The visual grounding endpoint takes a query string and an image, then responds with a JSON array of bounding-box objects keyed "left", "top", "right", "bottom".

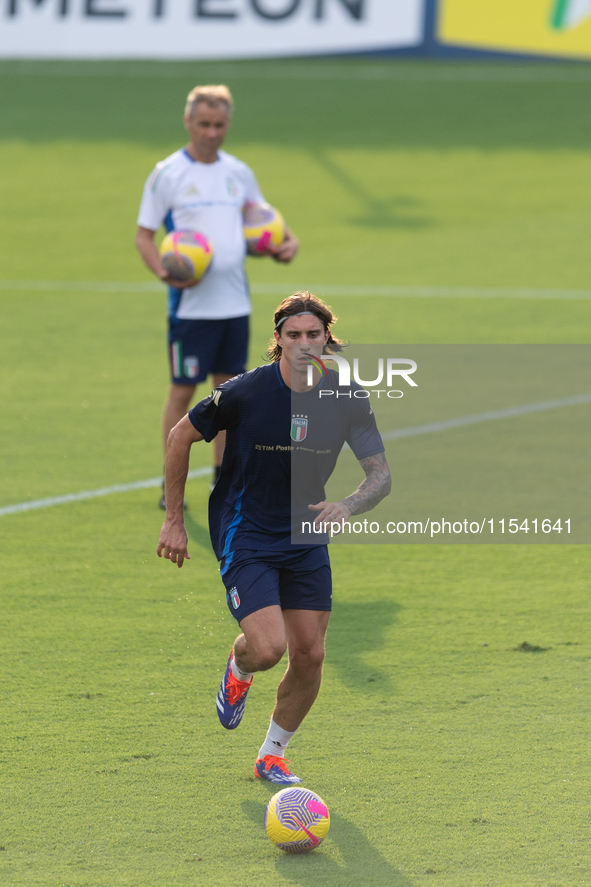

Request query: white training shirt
[{"left": 137, "top": 148, "right": 265, "bottom": 320}]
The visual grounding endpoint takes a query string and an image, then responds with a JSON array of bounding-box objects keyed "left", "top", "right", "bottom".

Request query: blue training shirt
[{"left": 188, "top": 362, "right": 384, "bottom": 562}]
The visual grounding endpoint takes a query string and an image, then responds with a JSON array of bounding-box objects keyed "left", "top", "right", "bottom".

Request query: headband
[{"left": 275, "top": 311, "right": 322, "bottom": 331}]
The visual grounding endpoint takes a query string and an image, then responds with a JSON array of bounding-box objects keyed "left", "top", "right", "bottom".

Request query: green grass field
[{"left": 1, "top": 58, "right": 590, "bottom": 886}]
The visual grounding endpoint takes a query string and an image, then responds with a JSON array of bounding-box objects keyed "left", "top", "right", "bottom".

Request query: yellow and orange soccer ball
[
  {"left": 159, "top": 230, "right": 213, "bottom": 284},
  {"left": 265, "top": 787, "right": 330, "bottom": 853},
  {"left": 243, "top": 202, "right": 285, "bottom": 255}
]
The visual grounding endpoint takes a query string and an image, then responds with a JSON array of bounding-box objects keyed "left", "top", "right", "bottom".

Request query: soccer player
[
  {"left": 135, "top": 84, "right": 299, "bottom": 506},
  {"left": 157, "top": 293, "right": 391, "bottom": 784}
]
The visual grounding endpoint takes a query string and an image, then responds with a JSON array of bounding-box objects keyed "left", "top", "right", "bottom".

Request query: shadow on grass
[
  {"left": 327, "top": 599, "right": 403, "bottom": 693},
  {"left": 243, "top": 799, "right": 414, "bottom": 887},
  {"left": 313, "top": 150, "right": 433, "bottom": 230}
]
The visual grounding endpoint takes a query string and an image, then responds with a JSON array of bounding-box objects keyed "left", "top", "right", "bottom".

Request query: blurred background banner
[
  {"left": 439, "top": 0, "right": 591, "bottom": 60},
  {"left": 3, "top": 0, "right": 591, "bottom": 60},
  {"left": 0, "top": 0, "right": 425, "bottom": 59}
]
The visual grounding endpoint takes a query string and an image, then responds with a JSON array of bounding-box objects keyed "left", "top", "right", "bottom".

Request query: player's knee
[
  {"left": 290, "top": 643, "right": 325, "bottom": 675},
  {"left": 255, "top": 641, "right": 286, "bottom": 672}
]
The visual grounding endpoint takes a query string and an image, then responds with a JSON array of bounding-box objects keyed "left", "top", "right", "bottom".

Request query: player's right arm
[
  {"left": 157, "top": 415, "right": 204, "bottom": 568},
  {"left": 135, "top": 226, "right": 192, "bottom": 289},
  {"left": 136, "top": 160, "right": 193, "bottom": 288}
]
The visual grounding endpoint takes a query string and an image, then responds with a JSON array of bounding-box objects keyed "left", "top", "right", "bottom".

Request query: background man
[
  {"left": 136, "top": 84, "right": 299, "bottom": 506},
  {"left": 157, "top": 293, "right": 391, "bottom": 785}
]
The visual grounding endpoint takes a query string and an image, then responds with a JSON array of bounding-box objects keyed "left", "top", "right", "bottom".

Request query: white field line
[
  {"left": 2, "top": 280, "right": 591, "bottom": 301},
  {"left": 381, "top": 392, "right": 591, "bottom": 442},
  {"left": 1, "top": 393, "right": 589, "bottom": 518},
  {"left": 0, "top": 467, "right": 210, "bottom": 517},
  {"left": 4, "top": 62, "right": 591, "bottom": 83}
]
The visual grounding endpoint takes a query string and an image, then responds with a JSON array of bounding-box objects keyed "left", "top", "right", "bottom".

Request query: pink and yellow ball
[
  {"left": 159, "top": 230, "right": 213, "bottom": 284},
  {"left": 243, "top": 203, "right": 285, "bottom": 255},
  {"left": 265, "top": 787, "right": 330, "bottom": 853}
]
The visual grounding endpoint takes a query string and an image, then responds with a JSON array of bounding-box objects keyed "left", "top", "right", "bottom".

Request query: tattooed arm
[
  {"left": 341, "top": 452, "right": 391, "bottom": 516},
  {"left": 308, "top": 451, "right": 391, "bottom": 529}
]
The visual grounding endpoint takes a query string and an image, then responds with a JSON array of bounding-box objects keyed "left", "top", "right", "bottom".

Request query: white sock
[
  {"left": 258, "top": 718, "right": 297, "bottom": 760},
  {"left": 231, "top": 655, "right": 253, "bottom": 683}
]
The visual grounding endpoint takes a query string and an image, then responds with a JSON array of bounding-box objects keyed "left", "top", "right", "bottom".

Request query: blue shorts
[
  {"left": 168, "top": 315, "right": 249, "bottom": 385},
  {"left": 220, "top": 547, "right": 332, "bottom": 623}
]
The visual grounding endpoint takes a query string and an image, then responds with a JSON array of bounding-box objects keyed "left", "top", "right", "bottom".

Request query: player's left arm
[
  {"left": 343, "top": 451, "right": 392, "bottom": 515},
  {"left": 256, "top": 225, "right": 298, "bottom": 263},
  {"left": 242, "top": 162, "right": 298, "bottom": 263},
  {"left": 308, "top": 451, "right": 391, "bottom": 530}
]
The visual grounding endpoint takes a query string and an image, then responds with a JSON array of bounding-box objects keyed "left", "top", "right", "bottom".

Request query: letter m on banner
[
  {"left": 8, "top": 0, "right": 68, "bottom": 14},
  {"left": 7, "top": 0, "right": 63, "bottom": 17}
]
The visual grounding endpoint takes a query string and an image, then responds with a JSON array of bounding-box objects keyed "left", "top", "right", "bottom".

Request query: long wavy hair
[{"left": 266, "top": 292, "right": 345, "bottom": 362}]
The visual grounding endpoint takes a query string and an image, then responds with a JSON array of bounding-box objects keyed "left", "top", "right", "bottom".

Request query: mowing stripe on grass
[
  {"left": 4, "top": 61, "right": 591, "bottom": 83},
  {"left": 253, "top": 283, "right": 591, "bottom": 301},
  {"left": 2, "top": 394, "right": 589, "bottom": 518},
  {"left": 2, "top": 280, "right": 591, "bottom": 301},
  {"left": 0, "top": 279, "right": 164, "bottom": 293}
]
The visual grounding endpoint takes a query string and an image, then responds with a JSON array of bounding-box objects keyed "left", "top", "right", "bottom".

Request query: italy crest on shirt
[{"left": 291, "top": 415, "right": 308, "bottom": 442}]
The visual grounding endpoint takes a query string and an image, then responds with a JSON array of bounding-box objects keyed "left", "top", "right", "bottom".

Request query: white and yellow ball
[
  {"left": 243, "top": 202, "right": 285, "bottom": 255},
  {"left": 265, "top": 787, "right": 330, "bottom": 853},
  {"left": 159, "top": 230, "right": 213, "bottom": 284}
]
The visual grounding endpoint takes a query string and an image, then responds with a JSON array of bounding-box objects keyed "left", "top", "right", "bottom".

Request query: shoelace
[
  {"left": 261, "top": 755, "right": 294, "bottom": 774},
  {"left": 225, "top": 671, "right": 252, "bottom": 706}
]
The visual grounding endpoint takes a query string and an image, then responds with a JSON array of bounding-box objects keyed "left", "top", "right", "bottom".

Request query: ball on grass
[{"left": 265, "top": 787, "right": 330, "bottom": 853}]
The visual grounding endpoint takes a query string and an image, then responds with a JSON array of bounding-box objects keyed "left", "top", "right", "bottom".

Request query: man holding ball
[{"left": 136, "top": 85, "right": 299, "bottom": 505}]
